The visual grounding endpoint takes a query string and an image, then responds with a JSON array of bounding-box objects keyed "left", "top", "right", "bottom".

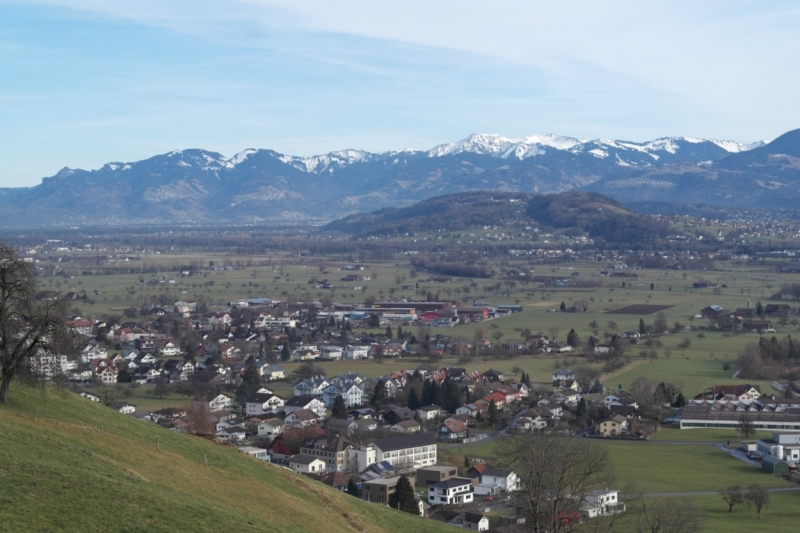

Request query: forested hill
[
  {"left": 323, "top": 191, "right": 672, "bottom": 247},
  {"left": 322, "top": 191, "right": 535, "bottom": 236}
]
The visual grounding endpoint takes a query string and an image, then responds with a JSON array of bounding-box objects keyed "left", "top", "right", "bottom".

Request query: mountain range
[{"left": 1, "top": 129, "right": 797, "bottom": 227}]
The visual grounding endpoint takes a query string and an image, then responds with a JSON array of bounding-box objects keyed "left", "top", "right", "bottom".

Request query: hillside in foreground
[{"left": 0, "top": 384, "right": 448, "bottom": 533}]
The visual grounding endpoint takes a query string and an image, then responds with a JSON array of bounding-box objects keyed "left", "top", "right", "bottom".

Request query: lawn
[
  {"left": 0, "top": 383, "right": 450, "bottom": 533},
  {"left": 650, "top": 426, "right": 774, "bottom": 443},
  {"left": 442, "top": 438, "right": 793, "bottom": 494},
  {"left": 691, "top": 492, "right": 800, "bottom": 533}
]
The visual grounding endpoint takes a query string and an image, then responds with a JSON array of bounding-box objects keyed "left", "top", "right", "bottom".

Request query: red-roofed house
[{"left": 439, "top": 419, "right": 468, "bottom": 442}]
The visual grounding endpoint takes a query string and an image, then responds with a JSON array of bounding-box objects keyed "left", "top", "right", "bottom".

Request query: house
[
  {"left": 711, "top": 384, "right": 761, "bottom": 401},
  {"left": 321, "top": 346, "right": 343, "bottom": 360},
  {"left": 245, "top": 393, "right": 285, "bottom": 415},
  {"left": 513, "top": 409, "right": 550, "bottom": 431},
  {"left": 161, "top": 342, "right": 181, "bottom": 357},
  {"left": 322, "top": 381, "right": 363, "bottom": 408},
  {"left": 285, "top": 409, "right": 321, "bottom": 428},
  {"left": 391, "top": 420, "right": 422, "bottom": 434},
  {"left": 257, "top": 419, "right": 284, "bottom": 439},
  {"left": 416, "top": 465, "right": 458, "bottom": 487},
  {"left": 428, "top": 477, "right": 474, "bottom": 505},
  {"left": 261, "top": 364, "right": 286, "bottom": 381},
  {"left": 700, "top": 305, "right": 725, "bottom": 319},
  {"left": 299, "top": 435, "right": 355, "bottom": 472},
  {"left": 294, "top": 376, "right": 330, "bottom": 399},
  {"left": 596, "top": 415, "right": 629, "bottom": 437},
  {"left": 362, "top": 477, "right": 399, "bottom": 503},
  {"left": 348, "top": 433, "right": 438, "bottom": 473},
  {"left": 216, "top": 425, "right": 246, "bottom": 442},
  {"left": 483, "top": 369, "right": 504, "bottom": 382},
  {"left": 472, "top": 466, "right": 519, "bottom": 496},
  {"left": 384, "top": 407, "right": 416, "bottom": 426},
  {"left": 438, "top": 419, "right": 468, "bottom": 442},
  {"left": 284, "top": 396, "right": 326, "bottom": 418},
  {"left": 98, "top": 366, "right": 118, "bottom": 384},
  {"left": 582, "top": 489, "right": 625, "bottom": 518},
  {"left": 430, "top": 511, "right": 488, "bottom": 531},
  {"left": 110, "top": 401, "right": 136, "bottom": 414},
  {"left": 207, "top": 393, "right": 233, "bottom": 412},
  {"left": 80, "top": 392, "right": 101, "bottom": 402},
  {"left": 343, "top": 345, "right": 370, "bottom": 360},
  {"left": 289, "top": 454, "right": 327, "bottom": 474},
  {"left": 552, "top": 369, "right": 575, "bottom": 382}
]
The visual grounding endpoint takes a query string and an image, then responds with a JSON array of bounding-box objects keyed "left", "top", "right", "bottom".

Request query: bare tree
[
  {"left": 547, "top": 326, "right": 560, "bottom": 343},
  {"left": 494, "top": 434, "right": 618, "bottom": 533},
  {"left": 633, "top": 498, "right": 703, "bottom": 533},
  {"left": 99, "top": 386, "right": 119, "bottom": 407},
  {"left": 718, "top": 485, "right": 745, "bottom": 512},
  {"left": 739, "top": 411, "right": 756, "bottom": 439},
  {"left": 0, "top": 243, "right": 71, "bottom": 403},
  {"left": 185, "top": 401, "right": 215, "bottom": 436},
  {"left": 745, "top": 484, "right": 769, "bottom": 519},
  {"left": 629, "top": 377, "right": 665, "bottom": 428}
]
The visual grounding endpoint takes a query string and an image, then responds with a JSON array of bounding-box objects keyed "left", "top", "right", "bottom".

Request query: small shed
[{"left": 761, "top": 455, "right": 790, "bottom": 475}]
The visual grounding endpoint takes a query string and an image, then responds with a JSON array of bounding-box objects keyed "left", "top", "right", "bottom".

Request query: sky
[{"left": 1, "top": 0, "right": 799, "bottom": 187}]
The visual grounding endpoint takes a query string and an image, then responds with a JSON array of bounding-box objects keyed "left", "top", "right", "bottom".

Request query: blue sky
[{"left": 1, "top": 0, "right": 799, "bottom": 187}]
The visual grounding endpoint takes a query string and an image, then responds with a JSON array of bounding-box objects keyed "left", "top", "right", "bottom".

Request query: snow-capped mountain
[{"left": 0, "top": 129, "right": 791, "bottom": 228}]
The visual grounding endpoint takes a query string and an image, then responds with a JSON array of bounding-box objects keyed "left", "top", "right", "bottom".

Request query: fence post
[{"left": 33, "top": 407, "right": 39, "bottom": 420}]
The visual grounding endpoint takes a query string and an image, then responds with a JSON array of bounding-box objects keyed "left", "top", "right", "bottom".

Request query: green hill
[{"left": 0, "top": 385, "right": 449, "bottom": 533}]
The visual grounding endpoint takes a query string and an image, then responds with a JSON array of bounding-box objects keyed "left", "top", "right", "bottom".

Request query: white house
[
  {"left": 80, "top": 392, "right": 101, "bottom": 402},
  {"left": 284, "top": 396, "right": 326, "bottom": 418},
  {"left": 343, "top": 345, "right": 370, "bottom": 360},
  {"left": 474, "top": 467, "right": 519, "bottom": 496},
  {"left": 322, "top": 381, "right": 364, "bottom": 408},
  {"left": 289, "top": 454, "right": 327, "bottom": 474},
  {"left": 208, "top": 393, "right": 233, "bottom": 412},
  {"left": 581, "top": 490, "right": 625, "bottom": 518},
  {"left": 428, "top": 478, "right": 474, "bottom": 505},
  {"left": 161, "top": 342, "right": 181, "bottom": 357},
  {"left": 261, "top": 364, "right": 286, "bottom": 380},
  {"left": 216, "top": 426, "right": 246, "bottom": 442},
  {"left": 321, "top": 346, "right": 343, "bottom": 360},
  {"left": 257, "top": 420, "right": 285, "bottom": 438},
  {"left": 245, "top": 393, "right": 285, "bottom": 415},
  {"left": 294, "top": 376, "right": 330, "bottom": 399},
  {"left": 417, "top": 405, "right": 442, "bottom": 421},
  {"left": 552, "top": 369, "right": 575, "bottom": 382}
]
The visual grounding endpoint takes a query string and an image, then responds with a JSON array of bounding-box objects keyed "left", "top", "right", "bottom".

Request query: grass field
[
  {"left": 444, "top": 438, "right": 792, "bottom": 494},
  {"left": 689, "top": 492, "right": 800, "bottom": 532},
  {"left": 650, "top": 426, "right": 774, "bottom": 443},
  {"left": 0, "top": 383, "right": 449, "bottom": 533}
]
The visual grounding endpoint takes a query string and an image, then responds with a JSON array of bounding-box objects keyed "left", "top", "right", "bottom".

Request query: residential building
[
  {"left": 284, "top": 396, "right": 327, "bottom": 418},
  {"left": 391, "top": 420, "right": 422, "bottom": 434},
  {"left": 438, "top": 420, "right": 468, "bottom": 442},
  {"left": 582, "top": 490, "right": 625, "bottom": 518},
  {"left": 294, "top": 376, "right": 330, "bottom": 399},
  {"left": 289, "top": 454, "right": 327, "bottom": 474},
  {"left": 257, "top": 419, "right": 284, "bottom": 439},
  {"left": 322, "top": 381, "right": 363, "bottom": 408},
  {"left": 299, "top": 436, "right": 355, "bottom": 473},
  {"left": 245, "top": 393, "right": 284, "bottom": 416},
  {"left": 596, "top": 415, "right": 628, "bottom": 437},
  {"left": 362, "top": 477, "right": 399, "bottom": 503},
  {"left": 415, "top": 466, "right": 458, "bottom": 487},
  {"left": 473, "top": 466, "right": 519, "bottom": 496},
  {"left": 285, "top": 409, "right": 321, "bottom": 428},
  {"left": 417, "top": 405, "right": 442, "bottom": 421},
  {"left": 428, "top": 478, "right": 474, "bottom": 505}
]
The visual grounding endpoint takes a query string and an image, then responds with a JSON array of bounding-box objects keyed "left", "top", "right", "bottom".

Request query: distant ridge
[{"left": 0, "top": 129, "right": 794, "bottom": 228}]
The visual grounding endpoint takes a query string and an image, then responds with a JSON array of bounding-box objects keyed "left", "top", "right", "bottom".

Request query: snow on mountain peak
[{"left": 427, "top": 133, "right": 583, "bottom": 160}]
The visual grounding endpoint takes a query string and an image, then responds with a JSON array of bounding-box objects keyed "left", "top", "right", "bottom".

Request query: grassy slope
[{"left": 0, "top": 384, "right": 449, "bottom": 533}]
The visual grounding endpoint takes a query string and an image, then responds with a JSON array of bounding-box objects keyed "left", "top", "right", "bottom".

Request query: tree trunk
[{"left": 0, "top": 375, "right": 11, "bottom": 404}]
